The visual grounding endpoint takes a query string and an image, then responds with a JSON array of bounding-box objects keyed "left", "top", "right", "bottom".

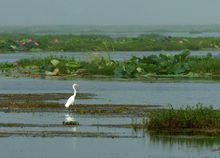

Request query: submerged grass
[{"left": 147, "top": 104, "right": 220, "bottom": 131}]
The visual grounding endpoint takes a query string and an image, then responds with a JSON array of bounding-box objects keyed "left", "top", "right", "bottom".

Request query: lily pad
[{"left": 51, "top": 59, "right": 60, "bottom": 66}]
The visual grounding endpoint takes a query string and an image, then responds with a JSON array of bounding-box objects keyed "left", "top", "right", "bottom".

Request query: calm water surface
[
  {"left": 0, "top": 112, "right": 219, "bottom": 158},
  {"left": 0, "top": 136, "right": 219, "bottom": 158},
  {"left": 0, "top": 77, "right": 220, "bottom": 158},
  {"left": 0, "top": 77, "right": 220, "bottom": 107},
  {"left": 1, "top": 51, "right": 220, "bottom": 63}
]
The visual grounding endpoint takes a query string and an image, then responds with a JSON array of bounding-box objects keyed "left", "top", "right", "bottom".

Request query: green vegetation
[
  {"left": 1, "top": 51, "right": 220, "bottom": 79},
  {"left": 146, "top": 104, "right": 220, "bottom": 131},
  {"left": 2, "top": 34, "right": 220, "bottom": 52}
]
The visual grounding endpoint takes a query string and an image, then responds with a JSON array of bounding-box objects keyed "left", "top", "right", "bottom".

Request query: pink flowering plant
[{"left": 17, "top": 38, "right": 40, "bottom": 50}]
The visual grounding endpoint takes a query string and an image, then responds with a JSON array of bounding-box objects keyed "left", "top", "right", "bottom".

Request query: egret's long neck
[{"left": 73, "top": 86, "right": 77, "bottom": 97}]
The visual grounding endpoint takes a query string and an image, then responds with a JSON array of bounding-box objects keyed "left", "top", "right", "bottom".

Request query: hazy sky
[{"left": 0, "top": 0, "right": 219, "bottom": 25}]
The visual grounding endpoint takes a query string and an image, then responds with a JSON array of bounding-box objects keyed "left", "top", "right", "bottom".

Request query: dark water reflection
[{"left": 149, "top": 134, "right": 220, "bottom": 148}]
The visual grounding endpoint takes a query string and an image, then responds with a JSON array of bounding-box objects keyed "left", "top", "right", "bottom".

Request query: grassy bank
[
  {"left": 1, "top": 51, "right": 220, "bottom": 79},
  {"left": 1, "top": 34, "right": 220, "bottom": 52},
  {"left": 146, "top": 105, "right": 220, "bottom": 136}
]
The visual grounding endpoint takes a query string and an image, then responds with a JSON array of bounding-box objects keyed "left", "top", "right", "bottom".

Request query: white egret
[{"left": 65, "top": 83, "right": 79, "bottom": 108}]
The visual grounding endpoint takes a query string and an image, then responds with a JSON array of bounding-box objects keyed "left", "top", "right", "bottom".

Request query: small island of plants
[
  {"left": 146, "top": 104, "right": 220, "bottom": 136},
  {"left": 0, "top": 50, "right": 220, "bottom": 80}
]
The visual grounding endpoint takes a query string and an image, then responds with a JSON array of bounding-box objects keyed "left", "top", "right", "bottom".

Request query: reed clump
[{"left": 147, "top": 104, "right": 220, "bottom": 131}]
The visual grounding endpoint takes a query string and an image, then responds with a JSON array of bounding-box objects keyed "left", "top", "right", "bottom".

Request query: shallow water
[
  {"left": 35, "top": 31, "right": 220, "bottom": 38},
  {"left": 0, "top": 77, "right": 220, "bottom": 107},
  {"left": 0, "top": 112, "right": 141, "bottom": 137},
  {"left": 1, "top": 76, "right": 220, "bottom": 157},
  {"left": 0, "top": 50, "right": 220, "bottom": 63},
  {"left": 0, "top": 112, "right": 142, "bottom": 125},
  {"left": 164, "top": 32, "right": 220, "bottom": 38},
  {"left": 0, "top": 111, "right": 220, "bottom": 158},
  {"left": 0, "top": 136, "right": 219, "bottom": 158}
]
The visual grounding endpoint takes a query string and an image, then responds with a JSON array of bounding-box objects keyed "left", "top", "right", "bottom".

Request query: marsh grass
[
  {"left": 190, "top": 55, "right": 220, "bottom": 75},
  {"left": 2, "top": 34, "right": 220, "bottom": 52},
  {"left": 147, "top": 104, "right": 220, "bottom": 131}
]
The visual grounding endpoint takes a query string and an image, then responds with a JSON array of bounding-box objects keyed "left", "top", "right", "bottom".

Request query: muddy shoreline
[
  {"left": 0, "top": 122, "right": 141, "bottom": 128},
  {"left": 0, "top": 131, "right": 138, "bottom": 138},
  {"left": 0, "top": 93, "right": 160, "bottom": 116},
  {"left": 0, "top": 104, "right": 158, "bottom": 116},
  {"left": 0, "top": 93, "right": 96, "bottom": 101},
  {"left": 1, "top": 122, "right": 220, "bottom": 137}
]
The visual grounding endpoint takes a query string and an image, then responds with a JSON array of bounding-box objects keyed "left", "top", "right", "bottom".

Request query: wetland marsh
[
  {"left": 1, "top": 34, "right": 220, "bottom": 158},
  {"left": 2, "top": 0, "right": 220, "bottom": 156},
  {"left": 0, "top": 76, "right": 220, "bottom": 158}
]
